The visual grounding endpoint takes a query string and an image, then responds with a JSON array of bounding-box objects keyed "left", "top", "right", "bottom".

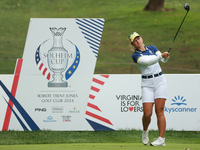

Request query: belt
[{"left": 142, "top": 72, "right": 163, "bottom": 79}]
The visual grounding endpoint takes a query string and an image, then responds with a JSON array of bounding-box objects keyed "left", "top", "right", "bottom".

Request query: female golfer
[{"left": 129, "top": 32, "right": 169, "bottom": 146}]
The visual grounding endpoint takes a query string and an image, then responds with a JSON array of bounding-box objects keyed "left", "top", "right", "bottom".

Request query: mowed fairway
[{"left": 0, "top": 143, "right": 199, "bottom": 150}]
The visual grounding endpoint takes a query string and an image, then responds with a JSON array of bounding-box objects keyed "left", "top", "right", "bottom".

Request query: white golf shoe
[
  {"left": 142, "top": 130, "right": 149, "bottom": 145},
  {"left": 150, "top": 137, "right": 166, "bottom": 146}
]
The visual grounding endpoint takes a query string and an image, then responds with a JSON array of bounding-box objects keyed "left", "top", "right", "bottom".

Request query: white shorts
[{"left": 141, "top": 75, "right": 167, "bottom": 103}]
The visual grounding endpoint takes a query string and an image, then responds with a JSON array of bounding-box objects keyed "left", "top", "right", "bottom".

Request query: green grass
[
  {"left": 0, "top": 130, "right": 200, "bottom": 149},
  {"left": 0, "top": 143, "right": 200, "bottom": 150},
  {"left": 0, "top": 0, "right": 199, "bottom": 74},
  {"left": 0, "top": 130, "right": 200, "bottom": 145}
]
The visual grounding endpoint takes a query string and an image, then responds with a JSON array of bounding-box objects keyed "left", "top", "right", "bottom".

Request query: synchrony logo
[
  {"left": 165, "top": 95, "right": 197, "bottom": 114},
  {"left": 43, "top": 116, "right": 56, "bottom": 122}
]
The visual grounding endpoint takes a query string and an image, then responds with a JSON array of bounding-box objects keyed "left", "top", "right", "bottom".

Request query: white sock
[
  {"left": 159, "top": 136, "right": 165, "bottom": 140},
  {"left": 143, "top": 130, "right": 148, "bottom": 133}
]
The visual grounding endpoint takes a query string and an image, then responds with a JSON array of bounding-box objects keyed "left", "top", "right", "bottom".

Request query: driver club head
[{"left": 184, "top": 3, "right": 190, "bottom": 11}]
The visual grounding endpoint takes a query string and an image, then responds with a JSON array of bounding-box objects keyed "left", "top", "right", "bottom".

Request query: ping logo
[{"left": 171, "top": 95, "right": 187, "bottom": 106}]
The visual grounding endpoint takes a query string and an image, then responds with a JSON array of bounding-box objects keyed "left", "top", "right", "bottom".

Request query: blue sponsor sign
[{"left": 165, "top": 95, "right": 197, "bottom": 114}]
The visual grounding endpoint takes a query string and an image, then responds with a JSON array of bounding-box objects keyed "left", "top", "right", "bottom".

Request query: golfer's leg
[
  {"left": 142, "top": 103, "right": 154, "bottom": 131},
  {"left": 155, "top": 98, "right": 166, "bottom": 138}
]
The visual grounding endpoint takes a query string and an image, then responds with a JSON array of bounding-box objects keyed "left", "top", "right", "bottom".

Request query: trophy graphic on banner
[{"left": 47, "top": 27, "right": 68, "bottom": 87}]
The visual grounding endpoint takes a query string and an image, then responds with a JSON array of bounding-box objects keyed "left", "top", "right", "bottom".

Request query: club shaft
[{"left": 168, "top": 10, "right": 189, "bottom": 53}]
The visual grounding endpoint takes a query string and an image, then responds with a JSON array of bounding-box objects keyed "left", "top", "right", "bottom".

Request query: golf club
[{"left": 168, "top": 3, "right": 190, "bottom": 53}]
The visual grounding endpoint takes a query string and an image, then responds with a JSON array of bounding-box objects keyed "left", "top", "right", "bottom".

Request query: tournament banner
[
  {"left": 0, "top": 19, "right": 199, "bottom": 131},
  {"left": 0, "top": 72, "right": 200, "bottom": 131},
  {"left": 0, "top": 18, "right": 105, "bottom": 131},
  {"left": 85, "top": 74, "right": 200, "bottom": 131}
]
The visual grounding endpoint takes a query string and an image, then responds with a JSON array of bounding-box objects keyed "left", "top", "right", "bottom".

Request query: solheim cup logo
[
  {"left": 48, "top": 27, "right": 68, "bottom": 87},
  {"left": 35, "top": 27, "right": 80, "bottom": 87}
]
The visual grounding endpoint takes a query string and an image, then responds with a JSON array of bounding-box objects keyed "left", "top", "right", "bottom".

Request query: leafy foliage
[{"left": 0, "top": 0, "right": 199, "bottom": 74}]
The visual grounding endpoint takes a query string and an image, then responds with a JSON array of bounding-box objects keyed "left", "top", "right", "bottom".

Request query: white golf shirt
[{"left": 132, "top": 45, "right": 168, "bottom": 76}]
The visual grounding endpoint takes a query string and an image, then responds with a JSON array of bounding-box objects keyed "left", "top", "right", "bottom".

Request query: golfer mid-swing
[{"left": 129, "top": 32, "right": 170, "bottom": 146}]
